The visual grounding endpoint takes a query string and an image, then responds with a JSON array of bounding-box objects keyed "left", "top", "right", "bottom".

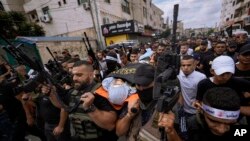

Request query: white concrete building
[
  {"left": 220, "top": 0, "right": 250, "bottom": 32},
  {"left": 20, "top": 0, "right": 164, "bottom": 47},
  {"left": 23, "top": 0, "right": 95, "bottom": 37},
  {"left": 0, "top": 0, "right": 26, "bottom": 12}
]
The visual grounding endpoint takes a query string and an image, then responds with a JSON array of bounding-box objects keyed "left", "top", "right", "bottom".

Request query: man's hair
[
  {"left": 180, "top": 42, "right": 188, "bottom": 47},
  {"left": 182, "top": 55, "right": 194, "bottom": 60},
  {"left": 203, "top": 87, "right": 240, "bottom": 111},
  {"left": 131, "top": 49, "right": 138, "bottom": 54},
  {"left": 73, "top": 60, "right": 93, "bottom": 71},
  {"left": 119, "top": 52, "right": 127, "bottom": 57},
  {"left": 216, "top": 41, "right": 226, "bottom": 45},
  {"left": 67, "top": 58, "right": 80, "bottom": 63}
]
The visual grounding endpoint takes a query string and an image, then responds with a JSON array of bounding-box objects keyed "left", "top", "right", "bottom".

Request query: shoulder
[
  {"left": 193, "top": 71, "right": 206, "bottom": 79},
  {"left": 198, "top": 78, "right": 211, "bottom": 85},
  {"left": 231, "top": 77, "right": 250, "bottom": 85}
]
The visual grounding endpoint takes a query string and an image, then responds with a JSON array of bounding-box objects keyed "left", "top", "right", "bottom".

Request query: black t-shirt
[
  {"left": 196, "top": 50, "right": 213, "bottom": 63},
  {"left": 196, "top": 77, "right": 250, "bottom": 105},
  {"left": 187, "top": 114, "right": 233, "bottom": 141},
  {"left": 201, "top": 54, "right": 217, "bottom": 77},
  {"left": 38, "top": 95, "right": 61, "bottom": 124},
  {"left": 0, "top": 83, "right": 26, "bottom": 123},
  {"left": 234, "top": 66, "right": 250, "bottom": 82}
]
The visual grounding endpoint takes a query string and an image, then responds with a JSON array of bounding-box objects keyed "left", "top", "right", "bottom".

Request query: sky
[{"left": 153, "top": 0, "right": 222, "bottom": 29}]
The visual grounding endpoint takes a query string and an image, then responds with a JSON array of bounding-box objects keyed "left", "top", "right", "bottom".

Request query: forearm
[
  {"left": 49, "top": 93, "right": 64, "bottom": 109},
  {"left": 116, "top": 114, "right": 133, "bottom": 136},
  {"left": 88, "top": 108, "right": 117, "bottom": 131},
  {"left": 167, "top": 129, "right": 182, "bottom": 141},
  {"left": 22, "top": 101, "right": 33, "bottom": 119},
  {"left": 240, "top": 106, "right": 250, "bottom": 116},
  {"left": 58, "top": 109, "right": 68, "bottom": 128}
]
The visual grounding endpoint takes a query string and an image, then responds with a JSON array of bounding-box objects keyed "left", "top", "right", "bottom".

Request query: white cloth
[
  {"left": 177, "top": 70, "right": 206, "bottom": 114},
  {"left": 139, "top": 48, "right": 153, "bottom": 61}
]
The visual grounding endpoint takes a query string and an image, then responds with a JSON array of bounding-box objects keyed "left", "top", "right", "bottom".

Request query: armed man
[{"left": 69, "top": 60, "right": 118, "bottom": 141}]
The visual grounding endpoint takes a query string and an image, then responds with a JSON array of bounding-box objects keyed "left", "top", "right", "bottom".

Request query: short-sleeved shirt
[
  {"left": 196, "top": 77, "right": 250, "bottom": 105},
  {"left": 177, "top": 70, "right": 206, "bottom": 114},
  {"left": 234, "top": 66, "right": 250, "bottom": 82}
]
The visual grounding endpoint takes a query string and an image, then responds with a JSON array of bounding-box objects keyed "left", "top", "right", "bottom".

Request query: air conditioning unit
[
  {"left": 40, "top": 14, "right": 51, "bottom": 23},
  {"left": 83, "top": 2, "right": 90, "bottom": 10}
]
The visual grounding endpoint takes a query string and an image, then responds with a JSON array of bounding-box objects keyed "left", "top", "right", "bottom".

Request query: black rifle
[
  {"left": 82, "top": 32, "right": 103, "bottom": 80},
  {"left": 45, "top": 47, "right": 73, "bottom": 85},
  {"left": 0, "top": 34, "right": 74, "bottom": 111},
  {"left": 153, "top": 4, "right": 180, "bottom": 141}
]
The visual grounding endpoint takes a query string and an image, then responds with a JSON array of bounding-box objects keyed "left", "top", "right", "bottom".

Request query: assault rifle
[
  {"left": 0, "top": 34, "right": 75, "bottom": 112},
  {"left": 82, "top": 32, "right": 103, "bottom": 80},
  {"left": 45, "top": 47, "right": 73, "bottom": 85}
]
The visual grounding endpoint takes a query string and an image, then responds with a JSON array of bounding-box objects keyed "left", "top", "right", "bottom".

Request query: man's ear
[{"left": 210, "top": 69, "right": 215, "bottom": 75}]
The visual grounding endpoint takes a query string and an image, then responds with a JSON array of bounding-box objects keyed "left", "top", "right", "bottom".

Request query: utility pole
[{"left": 93, "top": 0, "right": 103, "bottom": 49}]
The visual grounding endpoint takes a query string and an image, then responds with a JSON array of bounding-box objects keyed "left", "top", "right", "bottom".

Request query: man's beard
[{"left": 74, "top": 81, "right": 89, "bottom": 90}]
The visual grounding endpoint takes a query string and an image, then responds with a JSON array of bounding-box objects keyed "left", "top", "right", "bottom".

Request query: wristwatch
[{"left": 84, "top": 104, "right": 96, "bottom": 113}]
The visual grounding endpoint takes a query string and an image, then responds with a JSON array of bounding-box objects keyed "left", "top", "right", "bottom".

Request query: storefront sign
[{"left": 102, "top": 20, "right": 135, "bottom": 36}]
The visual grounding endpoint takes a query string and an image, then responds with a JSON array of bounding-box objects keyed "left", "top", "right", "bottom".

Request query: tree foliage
[
  {"left": 0, "top": 11, "right": 45, "bottom": 39},
  {"left": 160, "top": 28, "right": 171, "bottom": 38}
]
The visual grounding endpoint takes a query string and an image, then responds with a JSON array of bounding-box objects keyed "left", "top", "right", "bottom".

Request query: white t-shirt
[{"left": 177, "top": 70, "right": 206, "bottom": 114}]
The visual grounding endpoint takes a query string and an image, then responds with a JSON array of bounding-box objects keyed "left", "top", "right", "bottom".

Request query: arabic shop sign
[{"left": 102, "top": 20, "right": 135, "bottom": 36}]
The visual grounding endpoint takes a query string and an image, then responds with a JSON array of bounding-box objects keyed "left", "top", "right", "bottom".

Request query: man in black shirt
[
  {"left": 196, "top": 56, "right": 250, "bottom": 120},
  {"left": 200, "top": 41, "right": 227, "bottom": 77},
  {"left": 235, "top": 44, "right": 250, "bottom": 81},
  {"left": 159, "top": 87, "right": 244, "bottom": 141},
  {"left": 72, "top": 61, "right": 117, "bottom": 141},
  {"left": 0, "top": 74, "right": 26, "bottom": 141}
]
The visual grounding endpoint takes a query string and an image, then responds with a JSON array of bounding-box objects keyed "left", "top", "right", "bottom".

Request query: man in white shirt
[{"left": 177, "top": 55, "right": 206, "bottom": 115}]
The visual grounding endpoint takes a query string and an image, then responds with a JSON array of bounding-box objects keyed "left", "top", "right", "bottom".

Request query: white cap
[{"left": 212, "top": 56, "right": 235, "bottom": 75}]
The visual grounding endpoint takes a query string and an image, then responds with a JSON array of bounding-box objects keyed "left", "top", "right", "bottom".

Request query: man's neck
[
  {"left": 236, "top": 63, "right": 250, "bottom": 71},
  {"left": 211, "top": 77, "right": 227, "bottom": 85}
]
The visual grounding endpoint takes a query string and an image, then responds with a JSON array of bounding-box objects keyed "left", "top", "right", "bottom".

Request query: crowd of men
[{"left": 0, "top": 32, "right": 250, "bottom": 141}]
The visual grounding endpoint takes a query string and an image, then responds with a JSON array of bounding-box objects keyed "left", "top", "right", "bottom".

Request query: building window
[
  {"left": 231, "top": 14, "right": 233, "bottom": 18},
  {"left": 42, "top": 6, "right": 49, "bottom": 14},
  {"left": 105, "top": 0, "right": 111, "bottom": 3},
  {"left": 58, "top": 1, "right": 61, "bottom": 7},
  {"left": 143, "top": 7, "right": 147, "bottom": 18},
  {"left": 63, "top": 0, "right": 67, "bottom": 4},
  {"left": 103, "top": 17, "right": 110, "bottom": 24},
  {"left": 121, "top": 0, "right": 130, "bottom": 14},
  {"left": 78, "top": 0, "right": 88, "bottom": 5},
  {"left": 233, "top": 1, "right": 235, "bottom": 6},
  {"left": 143, "top": 0, "right": 146, "bottom": 3},
  {"left": 150, "top": 15, "right": 152, "bottom": 20},
  {"left": 0, "top": 1, "right": 4, "bottom": 11},
  {"left": 31, "top": 14, "right": 36, "bottom": 19}
]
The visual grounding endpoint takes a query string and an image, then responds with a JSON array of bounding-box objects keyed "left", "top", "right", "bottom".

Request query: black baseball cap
[
  {"left": 239, "top": 44, "right": 250, "bottom": 55},
  {"left": 134, "top": 64, "right": 155, "bottom": 86}
]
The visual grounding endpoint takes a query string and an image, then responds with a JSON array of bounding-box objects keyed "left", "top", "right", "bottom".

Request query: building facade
[
  {"left": 21, "top": 0, "right": 164, "bottom": 47},
  {"left": 220, "top": 0, "right": 250, "bottom": 32},
  {"left": 0, "top": 0, "right": 26, "bottom": 12}
]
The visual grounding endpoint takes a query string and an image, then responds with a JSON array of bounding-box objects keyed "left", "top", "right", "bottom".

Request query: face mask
[
  {"left": 137, "top": 87, "right": 153, "bottom": 104},
  {"left": 108, "top": 83, "right": 130, "bottom": 105}
]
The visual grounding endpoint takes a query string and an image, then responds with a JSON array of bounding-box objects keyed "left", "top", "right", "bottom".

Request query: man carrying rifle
[
  {"left": 0, "top": 62, "right": 27, "bottom": 141},
  {"left": 69, "top": 60, "right": 118, "bottom": 141}
]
